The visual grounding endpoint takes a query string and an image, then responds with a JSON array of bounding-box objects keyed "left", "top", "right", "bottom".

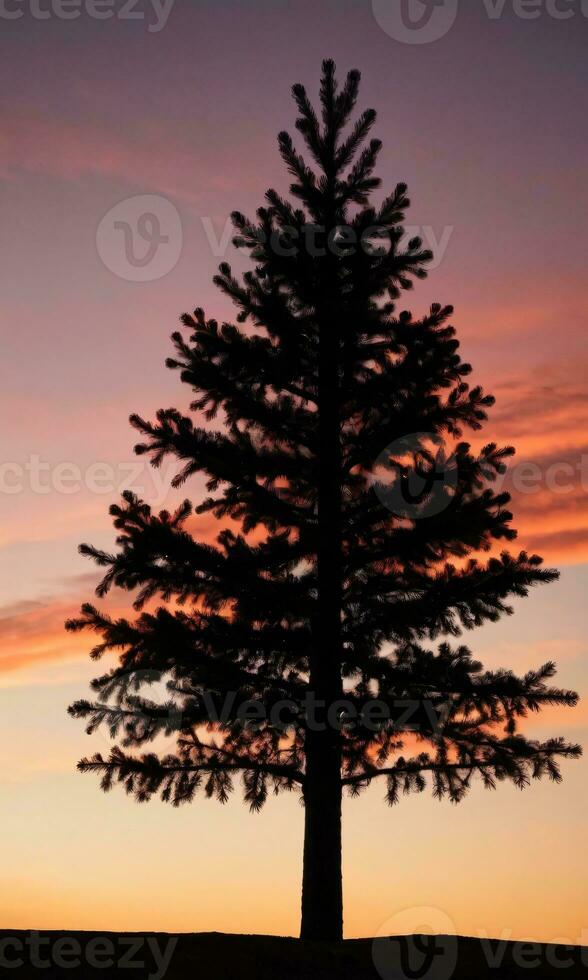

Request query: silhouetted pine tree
[{"left": 69, "top": 61, "right": 581, "bottom": 943}]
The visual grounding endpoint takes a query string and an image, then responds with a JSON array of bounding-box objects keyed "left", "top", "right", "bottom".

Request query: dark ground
[{"left": 0, "top": 931, "right": 586, "bottom": 978}]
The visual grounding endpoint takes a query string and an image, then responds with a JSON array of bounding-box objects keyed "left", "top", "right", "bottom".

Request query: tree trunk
[
  {"left": 300, "top": 211, "right": 344, "bottom": 942},
  {"left": 300, "top": 728, "right": 343, "bottom": 941}
]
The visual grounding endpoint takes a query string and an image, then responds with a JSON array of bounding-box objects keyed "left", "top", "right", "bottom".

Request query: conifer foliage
[{"left": 69, "top": 61, "right": 580, "bottom": 942}]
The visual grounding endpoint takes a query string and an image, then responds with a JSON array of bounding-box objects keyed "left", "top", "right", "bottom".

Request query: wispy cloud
[
  {"left": 0, "top": 595, "right": 87, "bottom": 678},
  {"left": 0, "top": 105, "right": 258, "bottom": 204}
]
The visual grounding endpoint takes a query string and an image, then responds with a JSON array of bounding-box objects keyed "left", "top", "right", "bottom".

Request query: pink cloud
[{"left": 0, "top": 105, "right": 258, "bottom": 203}]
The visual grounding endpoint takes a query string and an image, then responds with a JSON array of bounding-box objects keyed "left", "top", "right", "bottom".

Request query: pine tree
[{"left": 68, "top": 60, "right": 581, "bottom": 943}]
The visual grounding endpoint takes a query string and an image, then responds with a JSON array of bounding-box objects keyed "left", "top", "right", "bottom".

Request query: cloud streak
[{"left": 0, "top": 105, "right": 260, "bottom": 204}]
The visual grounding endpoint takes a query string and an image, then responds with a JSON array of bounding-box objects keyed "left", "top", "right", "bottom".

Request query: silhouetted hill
[{"left": 0, "top": 931, "right": 586, "bottom": 978}]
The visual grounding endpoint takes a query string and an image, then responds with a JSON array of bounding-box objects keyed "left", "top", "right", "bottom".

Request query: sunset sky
[{"left": 1, "top": 0, "right": 587, "bottom": 943}]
